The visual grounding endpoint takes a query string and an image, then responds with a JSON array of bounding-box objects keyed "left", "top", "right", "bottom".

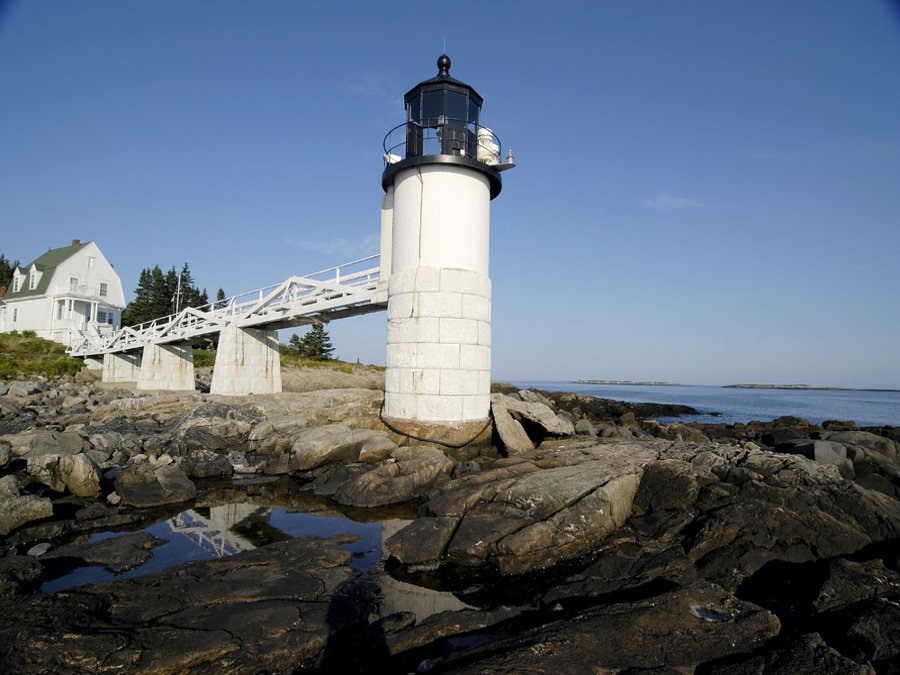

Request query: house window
[
  {"left": 97, "top": 309, "right": 107, "bottom": 324},
  {"left": 29, "top": 272, "right": 36, "bottom": 290},
  {"left": 13, "top": 276, "right": 20, "bottom": 292},
  {"left": 11, "top": 308, "right": 17, "bottom": 323},
  {"left": 69, "top": 277, "right": 78, "bottom": 292},
  {"left": 99, "top": 282, "right": 108, "bottom": 297},
  {"left": 107, "top": 312, "right": 114, "bottom": 325},
  {"left": 57, "top": 301, "right": 65, "bottom": 319}
]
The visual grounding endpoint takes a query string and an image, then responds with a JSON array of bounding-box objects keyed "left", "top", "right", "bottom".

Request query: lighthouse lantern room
[{"left": 380, "top": 55, "right": 513, "bottom": 442}]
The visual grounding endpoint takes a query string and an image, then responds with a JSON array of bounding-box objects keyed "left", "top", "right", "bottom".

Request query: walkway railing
[{"left": 68, "top": 255, "right": 383, "bottom": 357}]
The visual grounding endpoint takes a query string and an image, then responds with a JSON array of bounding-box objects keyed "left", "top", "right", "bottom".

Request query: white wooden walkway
[{"left": 68, "top": 255, "right": 384, "bottom": 357}]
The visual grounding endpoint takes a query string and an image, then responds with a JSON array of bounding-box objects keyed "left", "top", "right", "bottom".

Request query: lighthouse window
[
  {"left": 468, "top": 99, "right": 480, "bottom": 126},
  {"left": 446, "top": 91, "right": 466, "bottom": 123},
  {"left": 421, "top": 91, "right": 443, "bottom": 126},
  {"left": 408, "top": 95, "right": 421, "bottom": 123}
]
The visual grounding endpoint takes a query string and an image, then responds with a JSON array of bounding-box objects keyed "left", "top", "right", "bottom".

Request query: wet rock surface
[{"left": 0, "top": 378, "right": 899, "bottom": 672}]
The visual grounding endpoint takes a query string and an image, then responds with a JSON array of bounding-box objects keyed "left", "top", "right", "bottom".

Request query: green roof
[{"left": 5, "top": 242, "right": 90, "bottom": 300}]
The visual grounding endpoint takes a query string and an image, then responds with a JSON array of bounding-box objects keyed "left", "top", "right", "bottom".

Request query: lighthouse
[{"left": 380, "top": 54, "right": 514, "bottom": 443}]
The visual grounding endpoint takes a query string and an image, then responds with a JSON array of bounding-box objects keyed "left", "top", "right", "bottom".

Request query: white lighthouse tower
[{"left": 380, "top": 54, "right": 514, "bottom": 442}]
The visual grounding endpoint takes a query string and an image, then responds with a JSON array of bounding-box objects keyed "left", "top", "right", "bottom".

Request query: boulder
[
  {"left": 0, "top": 476, "right": 53, "bottom": 535},
  {"left": 491, "top": 403, "right": 534, "bottom": 454},
  {"left": 775, "top": 439, "right": 854, "bottom": 477},
  {"left": 25, "top": 453, "right": 102, "bottom": 496},
  {"left": 490, "top": 393, "right": 575, "bottom": 455},
  {"left": 813, "top": 558, "right": 900, "bottom": 614},
  {"left": 698, "top": 632, "right": 875, "bottom": 674},
  {"left": 269, "top": 424, "right": 387, "bottom": 473},
  {"left": 437, "top": 582, "right": 779, "bottom": 673},
  {"left": 823, "top": 420, "right": 859, "bottom": 431},
  {"left": 491, "top": 393, "right": 575, "bottom": 436},
  {"left": 825, "top": 596, "right": 900, "bottom": 665},
  {"left": 1, "top": 429, "right": 87, "bottom": 458},
  {"left": 0, "top": 553, "right": 45, "bottom": 597},
  {"left": 168, "top": 401, "right": 263, "bottom": 454},
  {"left": 181, "top": 448, "right": 233, "bottom": 479},
  {"left": 653, "top": 444, "right": 900, "bottom": 589},
  {"left": 385, "top": 439, "right": 656, "bottom": 575},
  {"left": 115, "top": 463, "right": 196, "bottom": 508},
  {"left": 39, "top": 532, "right": 167, "bottom": 574},
  {"left": 62, "top": 454, "right": 102, "bottom": 497},
  {"left": 574, "top": 419, "right": 597, "bottom": 436},
  {"left": 329, "top": 446, "right": 454, "bottom": 507},
  {"left": 517, "top": 389, "right": 555, "bottom": 408},
  {"left": 5, "top": 381, "right": 43, "bottom": 398}
]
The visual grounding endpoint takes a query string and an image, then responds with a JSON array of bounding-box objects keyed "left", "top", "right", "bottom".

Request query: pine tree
[
  {"left": 0, "top": 254, "right": 16, "bottom": 290},
  {"left": 121, "top": 262, "right": 211, "bottom": 326},
  {"left": 288, "top": 333, "right": 302, "bottom": 353},
  {"left": 121, "top": 268, "right": 154, "bottom": 326},
  {"left": 215, "top": 287, "right": 227, "bottom": 309},
  {"left": 296, "top": 323, "right": 334, "bottom": 360}
]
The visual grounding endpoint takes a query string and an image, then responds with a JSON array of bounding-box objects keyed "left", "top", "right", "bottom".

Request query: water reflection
[{"left": 41, "top": 480, "right": 473, "bottom": 621}]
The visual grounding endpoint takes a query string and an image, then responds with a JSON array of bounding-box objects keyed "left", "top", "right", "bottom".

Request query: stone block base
[{"left": 380, "top": 416, "right": 493, "bottom": 449}]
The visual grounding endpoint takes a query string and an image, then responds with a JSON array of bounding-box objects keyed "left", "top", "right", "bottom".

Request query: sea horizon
[{"left": 509, "top": 380, "right": 900, "bottom": 428}]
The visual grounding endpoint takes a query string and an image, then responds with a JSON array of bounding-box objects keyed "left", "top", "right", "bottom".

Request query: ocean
[{"left": 510, "top": 382, "right": 900, "bottom": 428}]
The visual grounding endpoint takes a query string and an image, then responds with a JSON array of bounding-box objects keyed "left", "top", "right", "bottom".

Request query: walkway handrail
[{"left": 68, "top": 255, "right": 383, "bottom": 357}]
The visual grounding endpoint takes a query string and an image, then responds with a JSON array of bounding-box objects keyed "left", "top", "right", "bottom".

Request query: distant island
[
  {"left": 725, "top": 384, "right": 844, "bottom": 391},
  {"left": 575, "top": 380, "right": 680, "bottom": 386}
]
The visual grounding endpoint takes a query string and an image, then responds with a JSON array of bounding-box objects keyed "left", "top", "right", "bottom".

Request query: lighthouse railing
[{"left": 383, "top": 121, "right": 502, "bottom": 166}]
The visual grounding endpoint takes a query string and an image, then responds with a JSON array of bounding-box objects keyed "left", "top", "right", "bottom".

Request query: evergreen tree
[
  {"left": 288, "top": 333, "right": 302, "bottom": 353},
  {"left": 296, "top": 323, "right": 334, "bottom": 360},
  {"left": 215, "top": 287, "right": 227, "bottom": 309},
  {"left": 0, "top": 254, "right": 19, "bottom": 290},
  {"left": 121, "top": 268, "right": 154, "bottom": 326},
  {"left": 149, "top": 266, "right": 170, "bottom": 319},
  {"left": 121, "top": 261, "right": 212, "bottom": 326}
]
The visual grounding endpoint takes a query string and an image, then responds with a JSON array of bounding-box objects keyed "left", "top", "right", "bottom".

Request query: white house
[{"left": 0, "top": 240, "right": 126, "bottom": 347}]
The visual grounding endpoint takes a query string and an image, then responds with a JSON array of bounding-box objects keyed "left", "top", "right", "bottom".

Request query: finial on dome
[{"left": 437, "top": 54, "right": 451, "bottom": 76}]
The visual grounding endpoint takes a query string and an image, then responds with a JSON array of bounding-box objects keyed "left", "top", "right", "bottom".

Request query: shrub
[{"left": 192, "top": 348, "right": 217, "bottom": 367}]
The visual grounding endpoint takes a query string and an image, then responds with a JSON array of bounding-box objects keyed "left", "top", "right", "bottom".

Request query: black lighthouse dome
[{"left": 382, "top": 54, "right": 503, "bottom": 199}]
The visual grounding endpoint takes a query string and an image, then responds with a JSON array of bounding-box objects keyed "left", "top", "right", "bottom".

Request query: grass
[
  {"left": 0, "top": 331, "right": 84, "bottom": 380},
  {"left": 192, "top": 346, "right": 385, "bottom": 374}
]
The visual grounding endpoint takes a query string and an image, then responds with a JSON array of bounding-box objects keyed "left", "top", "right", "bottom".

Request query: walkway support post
[
  {"left": 210, "top": 324, "right": 282, "bottom": 395},
  {"left": 102, "top": 352, "right": 141, "bottom": 383},
  {"left": 136, "top": 343, "right": 195, "bottom": 391}
]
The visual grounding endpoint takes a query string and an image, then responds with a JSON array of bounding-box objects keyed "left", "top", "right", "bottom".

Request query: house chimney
[{"left": 71, "top": 239, "right": 81, "bottom": 246}]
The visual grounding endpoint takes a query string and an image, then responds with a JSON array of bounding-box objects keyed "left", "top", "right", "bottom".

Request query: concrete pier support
[
  {"left": 210, "top": 324, "right": 282, "bottom": 395},
  {"left": 83, "top": 356, "right": 104, "bottom": 371},
  {"left": 137, "top": 343, "right": 195, "bottom": 391},
  {"left": 102, "top": 352, "right": 141, "bottom": 383}
]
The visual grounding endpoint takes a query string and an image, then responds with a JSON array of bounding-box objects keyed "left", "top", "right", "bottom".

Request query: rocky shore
[{"left": 1, "top": 374, "right": 899, "bottom": 673}]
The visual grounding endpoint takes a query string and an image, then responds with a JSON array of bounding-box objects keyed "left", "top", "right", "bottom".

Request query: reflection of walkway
[
  {"left": 169, "top": 504, "right": 267, "bottom": 557},
  {"left": 166, "top": 508, "right": 475, "bottom": 623}
]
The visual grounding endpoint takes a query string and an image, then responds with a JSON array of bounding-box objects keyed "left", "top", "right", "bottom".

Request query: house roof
[{"left": 5, "top": 241, "right": 90, "bottom": 300}]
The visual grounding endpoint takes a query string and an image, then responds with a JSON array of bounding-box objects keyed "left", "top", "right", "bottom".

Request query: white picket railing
[{"left": 68, "top": 255, "right": 384, "bottom": 357}]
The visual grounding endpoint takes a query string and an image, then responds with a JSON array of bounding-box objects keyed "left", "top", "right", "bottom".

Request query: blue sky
[{"left": 1, "top": 1, "right": 898, "bottom": 388}]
